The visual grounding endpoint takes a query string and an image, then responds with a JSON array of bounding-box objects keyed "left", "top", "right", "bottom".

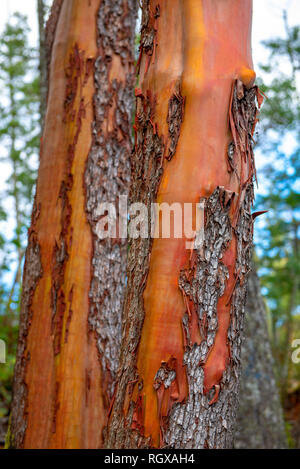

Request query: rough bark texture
[
  {"left": 106, "top": 0, "right": 261, "bottom": 449},
  {"left": 44, "top": 0, "right": 64, "bottom": 98},
  {"left": 285, "top": 389, "right": 300, "bottom": 448},
  {"left": 8, "top": 206, "right": 42, "bottom": 448},
  {"left": 160, "top": 185, "right": 254, "bottom": 449},
  {"left": 234, "top": 266, "right": 287, "bottom": 449},
  {"left": 8, "top": 0, "right": 136, "bottom": 449},
  {"left": 37, "top": 0, "right": 48, "bottom": 127}
]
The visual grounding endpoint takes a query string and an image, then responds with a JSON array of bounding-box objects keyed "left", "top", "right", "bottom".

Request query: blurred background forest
[{"left": 0, "top": 0, "right": 299, "bottom": 449}]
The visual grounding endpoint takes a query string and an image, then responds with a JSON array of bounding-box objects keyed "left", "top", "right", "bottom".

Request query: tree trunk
[
  {"left": 37, "top": 0, "right": 48, "bottom": 128},
  {"left": 8, "top": 0, "right": 136, "bottom": 449},
  {"left": 235, "top": 266, "right": 287, "bottom": 449},
  {"left": 106, "top": 0, "right": 262, "bottom": 449}
]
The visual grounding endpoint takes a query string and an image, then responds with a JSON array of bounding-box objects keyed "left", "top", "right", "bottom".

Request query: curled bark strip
[
  {"left": 208, "top": 385, "right": 220, "bottom": 406},
  {"left": 84, "top": 0, "right": 137, "bottom": 408},
  {"left": 228, "top": 80, "right": 257, "bottom": 182}
]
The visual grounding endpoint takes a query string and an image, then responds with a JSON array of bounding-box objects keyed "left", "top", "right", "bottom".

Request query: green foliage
[{"left": 0, "top": 13, "right": 39, "bottom": 420}]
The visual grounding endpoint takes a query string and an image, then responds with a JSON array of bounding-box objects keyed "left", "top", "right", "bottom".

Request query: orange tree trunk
[
  {"left": 106, "top": 0, "right": 263, "bottom": 449},
  {"left": 8, "top": 0, "right": 136, "bottom": 449}
]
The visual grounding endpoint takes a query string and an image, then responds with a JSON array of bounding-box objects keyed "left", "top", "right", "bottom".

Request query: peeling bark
[
  {"left": 9, "top": 0, "right": 136, "bottom": 449},
  {"left": 166, "top": 86, "right": 185, "bottom": 161},
  {"left": 106, "top": 0, "right": 261, "bottom": 449},
  {"left": 85, "top": 0, "right": 137, "bottom": 408},
  {"left": 45, "top": 0, "right": 64, "bottom": 99},
  {"left": 105, "top": 90, "right": 164, "bottom": 449}
]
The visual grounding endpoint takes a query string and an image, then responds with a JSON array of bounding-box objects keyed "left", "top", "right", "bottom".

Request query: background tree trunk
[
  {"left": 106, "top": 0, "right": 262, "bottom": 449},
  {"left": 8, "top": 0, "right": 136, "bottom": 449},
  {"left": 37, "top": 0, "right": 48, "bottom": 128},
  {"left": 235, "top": 265, "right": 287, "bottom": 449}
]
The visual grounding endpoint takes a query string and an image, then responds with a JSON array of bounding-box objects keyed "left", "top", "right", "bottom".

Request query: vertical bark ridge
[{"left": 84, "top": 0, "right": 137, "bottom": 409}]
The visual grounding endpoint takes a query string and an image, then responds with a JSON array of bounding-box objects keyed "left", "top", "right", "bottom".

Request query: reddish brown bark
[
  {"left": 106, "top": 0, "right": 262, "bottom": 449},
  {"left": 8, "top": 0, "right": 136, "bottom": 449}
]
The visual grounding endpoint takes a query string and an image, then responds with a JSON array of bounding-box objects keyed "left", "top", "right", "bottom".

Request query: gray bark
[
  {"left": 85, "top": 0, "right": 137, "bottom": 408},
  {"left": 8, "top": 0, "right": 137, "bottom": 448},
  {"left": 234, "top": 266, "right": 287, "bottom": 449}
]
